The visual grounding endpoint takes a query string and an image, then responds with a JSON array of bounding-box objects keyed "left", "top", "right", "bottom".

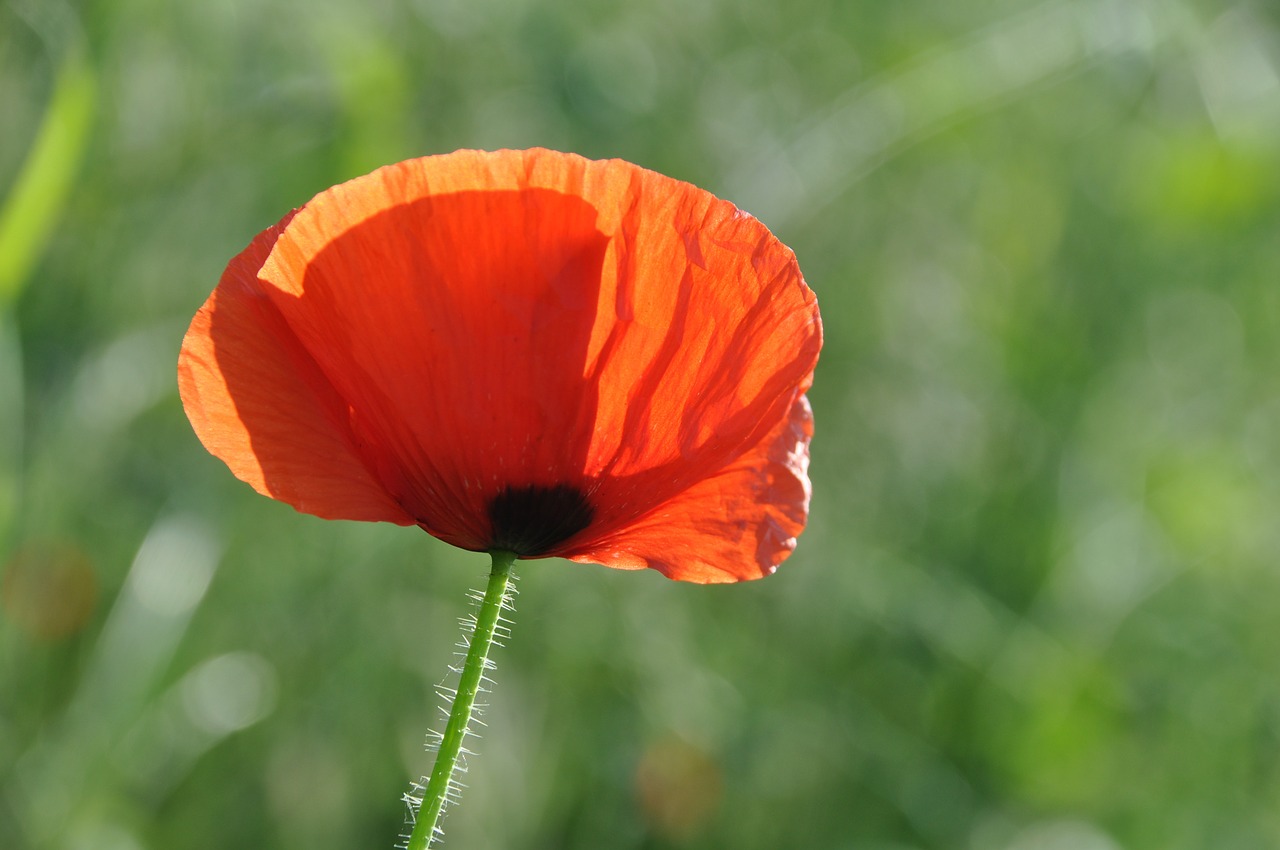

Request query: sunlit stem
[{"left": 407, "top": 549, "right": 517, "bottom": 850}]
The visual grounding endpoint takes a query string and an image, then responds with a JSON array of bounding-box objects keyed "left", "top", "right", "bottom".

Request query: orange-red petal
[
  {"left": 561, "top": 394, "right": 814, "bottom": 583},
  {"left": 177, "top": 216, "right": 416, "bottom": 525},
  {"left": 179, "top": 149, "right": 821, "bottom": 579}
]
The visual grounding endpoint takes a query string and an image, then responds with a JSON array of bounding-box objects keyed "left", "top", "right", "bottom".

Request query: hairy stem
[{"left": 406, "top": 549, "right": 517, "bottom": 849}]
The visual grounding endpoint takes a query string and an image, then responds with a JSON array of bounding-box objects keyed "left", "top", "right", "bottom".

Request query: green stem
[{"left": 407, "top": 550, "right": 517, "bottom": 850}]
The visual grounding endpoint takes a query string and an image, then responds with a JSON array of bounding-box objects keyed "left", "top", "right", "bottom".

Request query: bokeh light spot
[
  {"left": 180, "top": 651, "right": 278, "bottom": 736},
  {"left": 634, "top": 735, "right": 723, "bottom": 841},
  {"left": 1, "top": 541, "right": 97, "bottom": 640},
  {"left": 126, "top": 516, "right": 218, "bottom": 617}
]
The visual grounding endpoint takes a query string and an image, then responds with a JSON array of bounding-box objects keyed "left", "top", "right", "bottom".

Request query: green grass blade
[{"left": 0, "top": 48, "right": 96, "bottom": 308}]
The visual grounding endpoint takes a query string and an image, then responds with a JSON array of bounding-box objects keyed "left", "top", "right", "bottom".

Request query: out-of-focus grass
[
  {"left": 2, "top": 1, "right": 1280, "bottom": 849},
  {"left": 0, "top": 44, "right": 94, "bottom": 310}
]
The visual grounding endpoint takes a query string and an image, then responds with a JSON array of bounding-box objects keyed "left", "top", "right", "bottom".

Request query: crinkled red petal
[
  {"left": 560, "top": 393, "right": 814, "bottom": 583},
  {"left": 180, "top": 149, "right": 821, "bottom": 579},
  {"left": 178, "top": 214, "right": 416, "bottom": 525}
]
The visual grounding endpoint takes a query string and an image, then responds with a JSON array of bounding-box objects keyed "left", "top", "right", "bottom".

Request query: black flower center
[{"left": 487, "top": 484, "right": 595, "bottom": 556}]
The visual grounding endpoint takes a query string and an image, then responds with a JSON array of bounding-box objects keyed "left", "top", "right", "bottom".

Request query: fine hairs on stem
[{"left": 399, "top": 551, "right": 518, "bottom": 850}]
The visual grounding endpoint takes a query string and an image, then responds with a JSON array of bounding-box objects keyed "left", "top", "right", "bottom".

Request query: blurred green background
[{"left": 3, "top": 0, "right": 1280, "bottom": 848}]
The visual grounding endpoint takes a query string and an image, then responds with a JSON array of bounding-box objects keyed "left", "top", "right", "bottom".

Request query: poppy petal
[
  {"left": 250, "top": 152, "right": 624, "bottom": 549},
  {"left": 561, "top": 393, "right": 814, "bottom": 583},
  {"left": 565, "top": 188, "right": 821, "bottom": 554},
  {"left": 181, "top": 149, "right": 820, "bottom": 579},
  {"left": 178, "top": 217, "right": 416, "bottom": 525}
]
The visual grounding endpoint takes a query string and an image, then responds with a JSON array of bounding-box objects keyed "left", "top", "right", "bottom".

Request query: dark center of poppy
[{"left": 487, "top": 484, "right": 595, "bottom": 556}]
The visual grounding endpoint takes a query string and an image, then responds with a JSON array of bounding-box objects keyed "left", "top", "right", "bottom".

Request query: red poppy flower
[{"left": 178, "top": 149, "right": 821, "bottom": 582}]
